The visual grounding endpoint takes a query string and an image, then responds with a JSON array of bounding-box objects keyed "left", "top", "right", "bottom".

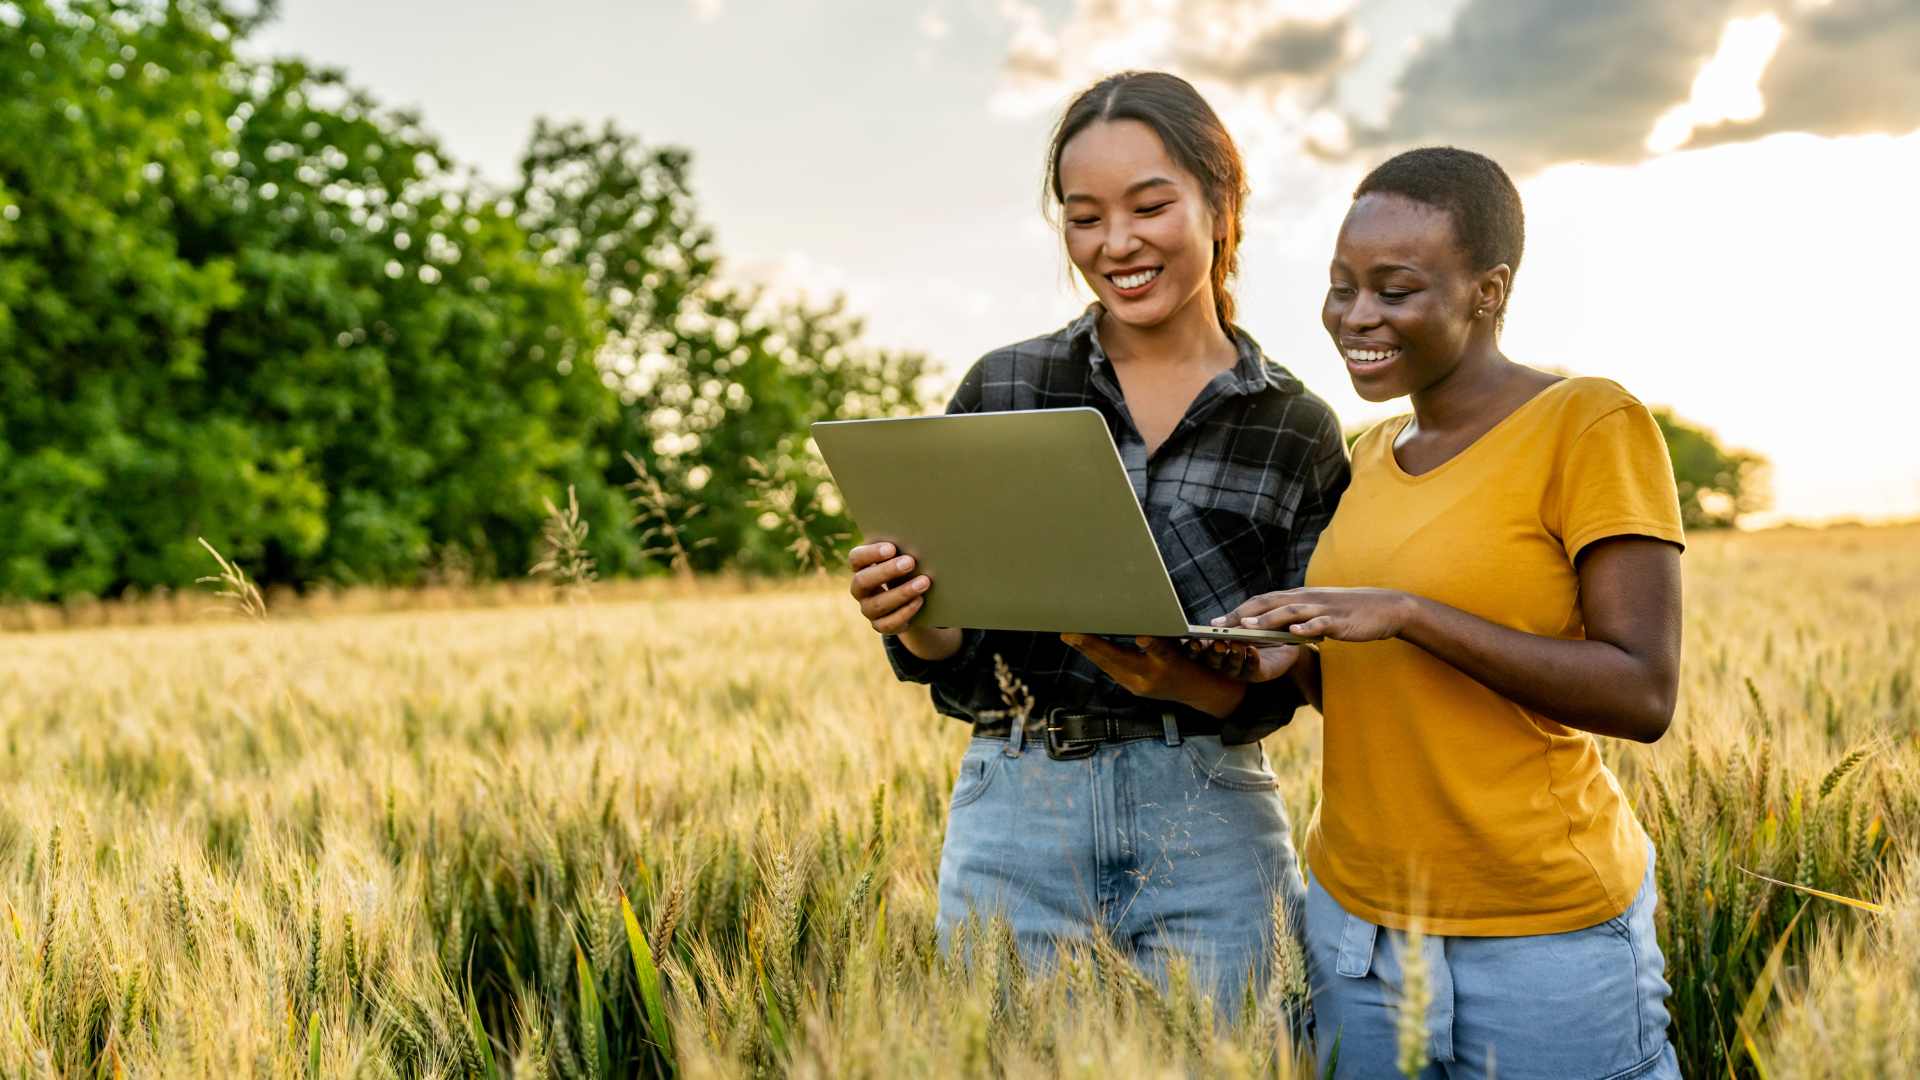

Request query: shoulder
[
  {"left": 952, "top": 314, "right": 1094, "bottom": 410},
  {"left": 1344, "top": 414, "right": 1405, "bottom": 464},
  {"left": 1261, "top": 378, "right": 1347, "bottom": 449},
  {"left": 1539, "top": 375, "right": 1651, "bottom": 434},
  {"left": 1238, "top": 339, "right": 1343, "bottom": 446},
  {"left": 967, "top": 323, "right": 1079, "bottom": 381}
]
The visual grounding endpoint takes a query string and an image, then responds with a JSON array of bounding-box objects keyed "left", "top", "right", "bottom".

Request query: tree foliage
[
  {"left": 1652, "top": 409, "right": 1771, "bottom": 530},
  {"left": 0, "top": 0, "right": 929, "bottom": 599},
  {"left": 513, "top": 120, "right": 930, "bottom": 572}
]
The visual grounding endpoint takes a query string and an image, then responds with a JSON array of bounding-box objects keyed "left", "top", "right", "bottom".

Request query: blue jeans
[
  {"left": 1304, "top": 847, "right": 1681, "bottom": 1080},
  {"left": 936, "top": 725, "right": 1304, "bottom": 1015}
]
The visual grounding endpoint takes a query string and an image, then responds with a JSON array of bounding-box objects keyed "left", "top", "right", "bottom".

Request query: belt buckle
[{"left": 1045, "top": 707, "right": 1100, "bottom": 761}]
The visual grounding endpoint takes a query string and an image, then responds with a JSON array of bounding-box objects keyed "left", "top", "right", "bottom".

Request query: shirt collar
[{"left": 1069, "top": 303, "right": 1292, "bottom": 396}]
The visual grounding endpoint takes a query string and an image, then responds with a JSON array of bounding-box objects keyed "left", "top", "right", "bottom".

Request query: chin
[
  {"left": 1105, "top": 282, "right": 1200, "bottom": 330},
  {"left": 1349, "top": 374, "right": 1412, "bottom": 403},
  {"left": 1104, "top": 300, "right": 1174, "bottom": 329}
]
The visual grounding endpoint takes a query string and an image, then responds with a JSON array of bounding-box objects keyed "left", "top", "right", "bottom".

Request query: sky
[{"left": 251, "top": 0, "right": 1920, "bottom": 524}]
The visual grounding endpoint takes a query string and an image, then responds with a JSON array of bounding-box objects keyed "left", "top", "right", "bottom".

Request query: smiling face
[
  {"left": 1058, "top": 119, "right": 1223, "bottom": 332},
  {"left": 1323, "top": 192, "right": 1508, "bottom": 402}
]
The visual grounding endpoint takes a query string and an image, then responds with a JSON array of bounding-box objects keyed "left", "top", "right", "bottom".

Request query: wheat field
[{"left": 1, "top": 524, "right": 1916, "bottom": 1078}]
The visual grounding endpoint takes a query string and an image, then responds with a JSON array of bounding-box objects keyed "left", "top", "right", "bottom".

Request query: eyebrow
[
  {"left": 1330, "top": 258, "right": 1423, "bottom": 273},
  {"left": 1063, "top": 177, "right": 1177, "bottom": 204}
]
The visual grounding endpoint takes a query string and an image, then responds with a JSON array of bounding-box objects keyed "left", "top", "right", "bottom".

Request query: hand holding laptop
[
  {"left": 848, "top": 540, "right": 965, "bottom": 662},
  {"left": 813, "top": 408, "right": 1314, "bottom": 645}
]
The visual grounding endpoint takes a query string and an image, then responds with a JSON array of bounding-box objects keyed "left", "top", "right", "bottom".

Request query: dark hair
[
  {"left": 1045, "top": 71, "right": 1248, "bottom": 330},
  {"left": 1354, "top": 146, "right": 1525, "bottom": 322}
]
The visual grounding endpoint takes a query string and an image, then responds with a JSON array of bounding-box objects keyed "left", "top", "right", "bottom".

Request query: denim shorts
[
  {"left": 936, "top": 726, "right": 1305, "bottom": 1015},
  {"left": 1303, "top": 846, "right": 1680, "bottom": 1079}
]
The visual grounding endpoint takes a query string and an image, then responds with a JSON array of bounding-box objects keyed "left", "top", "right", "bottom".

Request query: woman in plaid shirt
[{"left": 843, "top": 71, "right": 1349, "bottom": 1016}]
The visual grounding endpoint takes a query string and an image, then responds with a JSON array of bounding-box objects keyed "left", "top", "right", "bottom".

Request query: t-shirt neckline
[{"left": 1384, "top": 376, "right": 1575, "bottom": 484}]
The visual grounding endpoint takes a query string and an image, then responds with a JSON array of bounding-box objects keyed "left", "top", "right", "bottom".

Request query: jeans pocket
[
  {"left": 949, "top": 742, "right": 1004, "bottom": 809},
  {"left": 1597, "top": 1045, "right": 1675, "bottom": 1080},
  {"left": 1182, "top": 736, "right": 1280, "bottom": 791}
]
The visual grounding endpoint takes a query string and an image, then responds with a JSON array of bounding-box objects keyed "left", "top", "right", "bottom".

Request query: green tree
[
  {"left": 0, "top": 1, "right": 931, "bottom": 599},
  {"left": 1653, "top": 408, "right": 1770, "bottom": 529},
  {"left": 0, "top": 0, "right": 627, "bottom": 596},
  {"left": 512, "top": 121, "right": 933, "bottom": 574}
]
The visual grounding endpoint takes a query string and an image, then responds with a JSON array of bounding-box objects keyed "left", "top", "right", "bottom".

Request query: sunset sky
[{"left": 254, "top": 0, "right": 1920, "bottom": 523}]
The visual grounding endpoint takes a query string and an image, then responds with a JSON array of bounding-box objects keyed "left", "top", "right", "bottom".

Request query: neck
[
  {"left": 1408, "top": 335, "right": 1514, "bottom": 432},
  {"left": 1097, "top": 292, "right": 1233, "bottom": 369}
]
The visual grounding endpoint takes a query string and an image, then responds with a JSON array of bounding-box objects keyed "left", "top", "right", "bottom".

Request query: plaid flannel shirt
[{"left": 883, "top": 306, "right": 1351, "bottom": 743}]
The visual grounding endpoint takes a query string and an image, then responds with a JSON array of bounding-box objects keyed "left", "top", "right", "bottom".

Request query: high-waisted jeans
[
  {"left": 1303, "top": 844, "right": 1681, "bottom": 1079},
  {"left": 935, "top": 723, "right": 1305, "bottom": 1014}
]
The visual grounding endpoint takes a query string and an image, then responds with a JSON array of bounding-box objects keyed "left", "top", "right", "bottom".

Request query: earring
[{"left": 1474, "top": 308, "right": 1486, "bottom": 319}]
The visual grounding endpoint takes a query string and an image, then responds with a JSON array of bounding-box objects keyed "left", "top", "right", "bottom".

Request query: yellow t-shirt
[{"left": 1302, "top": 376, "right": 1685, "bottom": 936}]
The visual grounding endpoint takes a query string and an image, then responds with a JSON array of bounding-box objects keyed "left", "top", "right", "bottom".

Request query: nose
[
  {"left": 1343, "top": 289, "right": 1385, "bottom": 333},
  {"left": 1102, "top": 218, "right": 1142, "bottom": 262}
]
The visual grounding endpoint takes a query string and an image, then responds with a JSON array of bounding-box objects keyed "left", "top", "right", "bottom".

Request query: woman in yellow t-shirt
[{"left": 1219, "top": 148, "right": 1685, "bottom": 1079}]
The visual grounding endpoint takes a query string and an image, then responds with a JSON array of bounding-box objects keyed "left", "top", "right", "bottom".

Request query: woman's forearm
[
  {"left": 1397, "top": 596, "right": 1673, "bottom": 742},
  {"left": 897, "top": 624, "right": 964, "bottom": 662}
]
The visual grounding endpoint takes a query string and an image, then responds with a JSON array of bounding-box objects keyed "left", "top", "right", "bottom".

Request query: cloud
[
  {"left": 1355, "top": 0, "right": 1920, "bottom": 173},
  {"left": 1354, "top": 0, "right": 1742, "bottom": 172},
  {"left": 1686, "top": 0, "right": 1920, "bottom": 149},
  {"left": 1178, "top": 14, "right": 1357, "bottom": 81},
  {"left": 990, "top": 0, "right": 1361, "bottom": 116},
  {"left": 987, "top": 0, "right": 1920, "bottom": 194},
  {"left": 1645, "top": 14, "right": 1785, "bottom": 154},
  {"left": 986, "top": 0, "right": 1367, "bottom": 207}
]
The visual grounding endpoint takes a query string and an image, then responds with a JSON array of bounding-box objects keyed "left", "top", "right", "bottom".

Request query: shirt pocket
[{"left": 1175, "top": 466, "right": 1303, "bottom": 532}]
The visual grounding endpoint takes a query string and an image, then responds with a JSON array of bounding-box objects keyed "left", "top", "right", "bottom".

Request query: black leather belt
[{"left": 973, "top": 706, "right": 1225, "bottom": 760}]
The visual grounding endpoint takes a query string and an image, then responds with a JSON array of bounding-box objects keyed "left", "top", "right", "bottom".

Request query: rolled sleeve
[{"left": 882, "top": 628, "right": 985, "bottom": 685}]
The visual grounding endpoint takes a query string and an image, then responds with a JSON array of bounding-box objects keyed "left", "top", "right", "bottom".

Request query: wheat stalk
[
  {"left": 1395, "top": 926, "right": 1432, "bottom": 1077},
  {"left": 194, "top": 537, "right": 267, "bottom": 619},
  {"left": 528, "top": 485, "right": 597, "bottom": 599},
  {"left": 745, "top": 456, "right": 846, "bottom": 574},
  {"left": 624, "top": 451, "right": 713, "bottom": 577}
]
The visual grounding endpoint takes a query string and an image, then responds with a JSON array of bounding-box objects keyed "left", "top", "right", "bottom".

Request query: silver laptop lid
[{"left": 811, "top": 407, "right": 1193, "bottom": 637}]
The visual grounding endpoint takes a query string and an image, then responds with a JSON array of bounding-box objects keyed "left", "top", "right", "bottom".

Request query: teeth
[
  {"left": 1344, "top": 347, "right": 1400, "bottom": 363},
  {"left": 1113, "top": 268, "right": 1160, "bottom": 289}
]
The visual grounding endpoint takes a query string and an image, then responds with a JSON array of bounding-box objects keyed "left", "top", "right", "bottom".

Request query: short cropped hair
[{"left": 1354, "top": 147, "right": 1525, "bottom": 319}]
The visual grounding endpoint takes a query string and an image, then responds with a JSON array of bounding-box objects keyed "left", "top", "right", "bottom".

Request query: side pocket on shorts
[
  {"left": 949, "top": 742, "right": 1005, "bottom": 809},
  {"left": 1182, "top": 736, "right": 1281, "bottom": 791}
]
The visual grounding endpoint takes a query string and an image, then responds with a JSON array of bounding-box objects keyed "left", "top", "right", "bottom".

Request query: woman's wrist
[
  {"left": 897, "top": 624, "right": 964, "bottom": 662},
  {"left": 1391, "top": 592, "right": 1431, "bottom": 642},
  {"left": 1186, "top": 669, "right": 1249, "bottom": 720}
]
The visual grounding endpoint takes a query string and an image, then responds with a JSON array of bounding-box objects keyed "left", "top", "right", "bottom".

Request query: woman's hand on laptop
[
  {"left": 848, "top": 542, "right": 963, "bottom": 661},
  {"left": 1188, "top": 639, "right": 1306, "bottom": 683},
  {"left": 1218, "top": 586, "right": 1414, "bottom": 643},
  {"left": 1060, "top": 635, "right": 1246, "bottom": 719}
]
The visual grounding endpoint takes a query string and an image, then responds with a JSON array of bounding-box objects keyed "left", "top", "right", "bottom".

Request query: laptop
[{"left": 810, "top": 407, "right": 1312, "bottom": 644}]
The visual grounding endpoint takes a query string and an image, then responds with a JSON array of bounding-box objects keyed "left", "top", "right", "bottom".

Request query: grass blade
[
  {"left": 754, "top": 947, "right": 790, "bottom": 1060},
  {"left": 621, "top": 890, "right": 675, "bottom": 1063},
  {"left": 465, "top": 991, "right": 500, "bottom": 1080},
  {"left": 1732, "top": 898, "right": 1808, "bottom": 1072},
  {"left": 1736, "top": 867, "right": 1886, "bottom": 913},
  {"left": 575, "top": 942, "right": 611, "bottom": 1080},
  {"left": 306, "top": 1012, "right": 321, "bottom": 1079}
]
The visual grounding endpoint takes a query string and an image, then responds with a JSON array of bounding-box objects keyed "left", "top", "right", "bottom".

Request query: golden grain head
[{"left": 0, "top": 526, "right": 1915, "bottom": 1074}]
